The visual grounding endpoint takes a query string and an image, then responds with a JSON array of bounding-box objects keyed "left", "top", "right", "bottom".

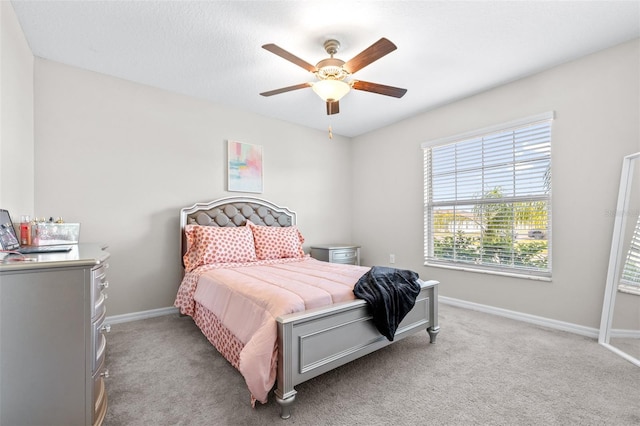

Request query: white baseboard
[
  {"left": 106, "top": 306, "right": 180, "bottom": 325},
  {"left": 609, "top": 328, "right": 640, "bottom": 339},
  {"left": 107, "top": 298, "right": 639, "bottom": 342},
  {"left": 439, "top": 296, "right": 600, "bottom": 339}
]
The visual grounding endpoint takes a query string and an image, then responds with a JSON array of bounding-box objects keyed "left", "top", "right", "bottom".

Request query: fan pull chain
[{"left": 328, "top": 116, "right": 333, "bottom": 139}]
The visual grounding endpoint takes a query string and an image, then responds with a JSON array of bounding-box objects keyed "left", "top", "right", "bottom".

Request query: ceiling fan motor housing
[{"left": 315, "top": 57, "right": 348, "bottom": 81}]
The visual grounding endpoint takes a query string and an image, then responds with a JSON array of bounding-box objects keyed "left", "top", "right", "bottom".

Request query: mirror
[{"left": 599, "top": 151, "right": 640, "bottom": 367}]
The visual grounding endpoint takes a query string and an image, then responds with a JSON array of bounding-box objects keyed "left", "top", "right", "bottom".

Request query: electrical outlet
[{"left": 389, "top": 253, "right": 395, "bottom": 264}]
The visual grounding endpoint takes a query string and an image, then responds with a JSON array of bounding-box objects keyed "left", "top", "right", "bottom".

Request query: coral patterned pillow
[
  {"left": 183, "top": 225, "right": 257, "bottom": 272},
  {"left": 247, "top": 221, "right": 305, "bottom": 260},
  {"left": 183, "top": 225, "right": 201, "bottom": 272}
]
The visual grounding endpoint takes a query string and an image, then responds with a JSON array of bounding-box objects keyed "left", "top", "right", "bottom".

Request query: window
[
  {"left": 422, "top": 112, "right": 554, "bottom": 278},
  {"left": 620, "top": 215, "right": 640, "bottom": 294}
]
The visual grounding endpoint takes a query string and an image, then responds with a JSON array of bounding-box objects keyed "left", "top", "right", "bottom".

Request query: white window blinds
[
  {"left": 422, "top": 112, "right": 554, "bottom": 277},
  {"left": 620, "top": 215, "right": 640, "bottom": 293}
]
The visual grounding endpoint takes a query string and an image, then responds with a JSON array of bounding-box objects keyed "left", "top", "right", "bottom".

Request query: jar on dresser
[
  {"left": 310, "top": 244, "right": 361, "bottom": 266},
  {"left": 0, "top": 243, "right": 110, "bottom": 426}
]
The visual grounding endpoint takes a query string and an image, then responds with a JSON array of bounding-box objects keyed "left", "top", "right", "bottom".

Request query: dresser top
[{"left": 0, "top": 243, "right": 109, "bottom": 272}]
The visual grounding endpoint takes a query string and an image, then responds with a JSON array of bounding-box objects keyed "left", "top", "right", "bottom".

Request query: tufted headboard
[{"left": 179, "top": 196, "right": 297, "bottom": 257}]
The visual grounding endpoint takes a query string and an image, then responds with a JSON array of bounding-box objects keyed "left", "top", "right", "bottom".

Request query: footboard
[{"left": 275, "top": 279, "right": 439, "bottom": 419}]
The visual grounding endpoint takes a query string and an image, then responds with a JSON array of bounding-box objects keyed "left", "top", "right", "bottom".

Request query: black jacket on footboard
[{"left": 353, "top": 266, "right": 421, "bottom": 341}]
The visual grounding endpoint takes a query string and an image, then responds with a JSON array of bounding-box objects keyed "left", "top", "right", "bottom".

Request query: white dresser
[{"left": 0, "top": 244, "right": 110, "bottom": 426}]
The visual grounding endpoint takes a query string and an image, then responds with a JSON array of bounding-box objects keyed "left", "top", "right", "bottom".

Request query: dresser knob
[
  {"left": 100, "top": 369, "right": 110, "bottom": 378},
  {"left": 99, "top": 280, "right": 109, "bottom": 290},
  {"left": 101, "top": 324, "right": 111, "bottom": 333}
]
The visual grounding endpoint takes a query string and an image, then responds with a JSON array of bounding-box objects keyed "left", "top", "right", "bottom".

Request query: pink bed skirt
[{"left": 192, "top": 301, "right": 244, "bottom": 372}]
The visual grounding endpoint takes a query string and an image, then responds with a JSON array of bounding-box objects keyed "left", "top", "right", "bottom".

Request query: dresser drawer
[
  {"left": 92, "top": 357, "right": 108, "bottom": 426},
  {"left": 92, "top": 309, "right": 108, "bottom": 374},
  {"left": 91, "top": 264, "right": 108, "bottom": 319},
  {"left": 93, "top": 292, "right": 106, "bottom": 321}
]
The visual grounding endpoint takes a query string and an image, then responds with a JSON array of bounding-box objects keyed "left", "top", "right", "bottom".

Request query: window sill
[{"left": 424, "top": 262, "right": 552, "bottom": 282}]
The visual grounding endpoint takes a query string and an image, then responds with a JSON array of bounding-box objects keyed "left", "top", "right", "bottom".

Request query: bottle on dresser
[{"left": 19, "top": 215, "right": 31, "bottom": 245}]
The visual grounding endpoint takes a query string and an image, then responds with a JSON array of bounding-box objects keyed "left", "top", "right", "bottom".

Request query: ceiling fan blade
[
  {"left": 260, "top": 82, "right": 312, "bottom": 97},
  {"left": 351, "top": 80, "right": 407, "bottom": 98},
  {"left": 326, "top": 100, "right": 340, "bottom": 115},
  {"left": 262, "top": 43, "right": 317, "bottom": 73},
  {"left": 343, "top": 38, "right": 397, "bottom": 74}
]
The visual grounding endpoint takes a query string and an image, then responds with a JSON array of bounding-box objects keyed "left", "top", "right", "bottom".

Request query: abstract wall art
[{"left": 227, "top": 140, "right": 263, "bottom": 193}]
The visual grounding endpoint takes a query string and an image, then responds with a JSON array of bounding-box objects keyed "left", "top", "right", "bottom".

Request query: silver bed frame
[{"left": 180, "top": 196, "right": 439, "bottom": 419}]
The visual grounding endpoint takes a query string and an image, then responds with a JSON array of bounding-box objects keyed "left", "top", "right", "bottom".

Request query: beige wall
[
  {"left": 0, "top": 1, "right": 34, "bottom": 212},
  {"left": 33, "top": 59, "right": 353, "bottom": 316},
  {"left": 352, "top": 38, "right": 640, "bottom": 329}
]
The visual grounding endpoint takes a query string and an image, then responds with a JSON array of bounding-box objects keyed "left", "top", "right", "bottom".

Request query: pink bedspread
[{"left": 174, "top": 256, "right": 370, "bottom": 405}]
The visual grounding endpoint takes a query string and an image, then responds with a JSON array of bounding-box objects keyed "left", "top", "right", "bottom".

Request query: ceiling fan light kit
[
  {"left": 260, "top": 37, "right": 406, "bottom": 116},
  {"left": 311, "top": 80, "right": 351, "bottom": 102}
]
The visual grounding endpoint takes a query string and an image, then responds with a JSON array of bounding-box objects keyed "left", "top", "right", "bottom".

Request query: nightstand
[{"left": 310, "top": 244, "right": 360, "bottom": 266}]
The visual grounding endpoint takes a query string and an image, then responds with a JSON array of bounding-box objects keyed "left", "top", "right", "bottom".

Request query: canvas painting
[{"left": 228, "top": 141, "right": 263, "bottom": 193}]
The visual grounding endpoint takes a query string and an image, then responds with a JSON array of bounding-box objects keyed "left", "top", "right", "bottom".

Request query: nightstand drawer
[
  {"left": 310, "top": 244, "right": 360, "bottom": 266},
  {"left": 330, "top": 248, "right": 358, "bottom": 263}
]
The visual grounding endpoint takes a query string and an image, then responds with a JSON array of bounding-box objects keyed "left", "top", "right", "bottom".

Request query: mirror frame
[{"left": 598, "top": 151, "right": 640, "bottom": 367}]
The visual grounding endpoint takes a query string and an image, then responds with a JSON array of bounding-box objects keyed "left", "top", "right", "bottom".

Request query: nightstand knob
[
  {"left": 101, "top": 324, "right": 111, "bottom": 333},
  {"left": 100, "top": 369, "right": 110, "bottom": 378}
]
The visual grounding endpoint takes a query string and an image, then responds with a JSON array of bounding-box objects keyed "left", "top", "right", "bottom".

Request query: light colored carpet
[{"left": 103, "top": 303, "right": 639, "bottom": 426}]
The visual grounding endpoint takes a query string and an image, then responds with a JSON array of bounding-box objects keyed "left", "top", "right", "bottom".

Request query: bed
[{"left": 174, "top": 196, "right": 439, "bottom": 419}]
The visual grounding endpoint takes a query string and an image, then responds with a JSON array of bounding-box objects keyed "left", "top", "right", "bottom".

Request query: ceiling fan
[{"left": 260, "top": 38, "right": 407, "bottom": 115}]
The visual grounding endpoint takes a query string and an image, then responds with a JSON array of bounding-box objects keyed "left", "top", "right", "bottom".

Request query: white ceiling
[{"left": 10, "top": 1, "right": 640, "bottom": 138}]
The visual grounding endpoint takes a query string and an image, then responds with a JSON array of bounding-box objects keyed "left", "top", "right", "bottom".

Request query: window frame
[{"left": 421, "top": 112, "right": 555, "bottom": 280}]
